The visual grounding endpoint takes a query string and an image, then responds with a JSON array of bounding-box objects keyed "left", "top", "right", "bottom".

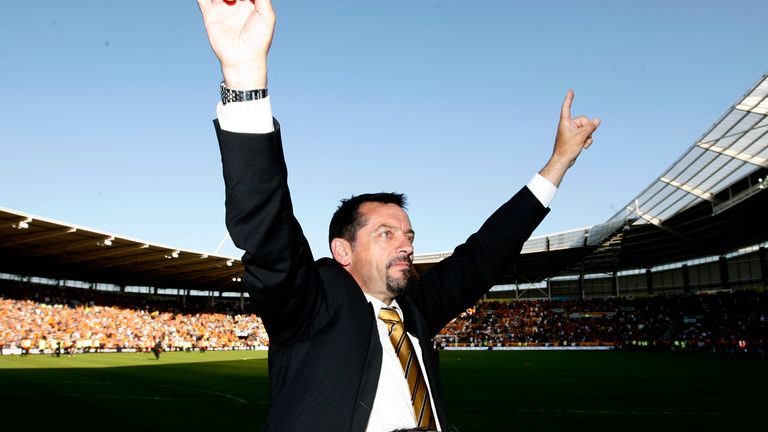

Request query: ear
[{"left": 331, "top": 238, "right": 353, "bottom": 266}]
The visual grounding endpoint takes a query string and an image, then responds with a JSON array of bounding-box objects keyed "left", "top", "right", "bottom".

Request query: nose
[{"left": 397, "top": 234, "right": 414, "bottom": 256}]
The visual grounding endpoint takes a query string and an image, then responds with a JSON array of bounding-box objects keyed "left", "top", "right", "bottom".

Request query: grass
[
  {"left": 0, "top": 350, "right": 269, "bottom": 431},
  {"left": 440, "top": 350, "right": 765, "bottom": 431},
  {"left": 0, "top": 350, "right": 764, "bottom": 431}
]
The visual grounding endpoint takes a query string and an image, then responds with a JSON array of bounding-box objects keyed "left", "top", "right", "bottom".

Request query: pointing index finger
[{"left": 561, "top": 89, "right": 574, "bottom": 121}]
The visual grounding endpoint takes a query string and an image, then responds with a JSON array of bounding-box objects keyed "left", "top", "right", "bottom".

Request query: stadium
[{"left": 1, "top": 70, "right": 766, "bottom": 430}]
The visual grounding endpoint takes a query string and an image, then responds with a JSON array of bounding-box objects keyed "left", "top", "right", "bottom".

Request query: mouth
[{"left": 387, "top": 256, "right": 412, "bottom": 271}]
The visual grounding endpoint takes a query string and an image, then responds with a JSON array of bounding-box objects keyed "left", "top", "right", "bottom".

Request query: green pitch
[{"left": 0, "top": 350, "right": 764, "bottom": 431}]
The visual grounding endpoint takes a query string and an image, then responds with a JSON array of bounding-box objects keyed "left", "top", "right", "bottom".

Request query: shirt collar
[{"left": 363, "top": 292, "right": 403, "bottom": 320}]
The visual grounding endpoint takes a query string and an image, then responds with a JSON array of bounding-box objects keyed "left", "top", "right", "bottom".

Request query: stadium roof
[
  {"left": 419, "top": 73, "right": 768, "bottom": 282},
  {"left": 608, "top": 73, "right": 768, "bottom": 227},
  {"left": 2, "top": 73, "right": 767, "bottom": 294},
  {"left": 0, "top": 208, "right": 243, "bottom": 292}
]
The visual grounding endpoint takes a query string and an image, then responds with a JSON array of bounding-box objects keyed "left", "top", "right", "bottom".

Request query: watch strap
[{"left": 220, "top": 82, "right": 268, "bottom": 104}]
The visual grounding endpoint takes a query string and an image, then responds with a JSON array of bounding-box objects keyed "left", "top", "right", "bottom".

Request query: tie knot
[{"left": 378, "top": 307, "right": 401, "bottom": 324}]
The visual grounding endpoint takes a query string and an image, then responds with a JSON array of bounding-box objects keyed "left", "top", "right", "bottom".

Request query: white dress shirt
[
  {"left": 362, "top": 294, "right": 441, "bottom": 431},
  {"left": 216, "top": 98, "right": 558, "bottom": 430}
]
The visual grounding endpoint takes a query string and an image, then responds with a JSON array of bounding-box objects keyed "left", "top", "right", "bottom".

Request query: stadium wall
[{"left": 488, "top": 245, "right": 767, "bottom": 300}]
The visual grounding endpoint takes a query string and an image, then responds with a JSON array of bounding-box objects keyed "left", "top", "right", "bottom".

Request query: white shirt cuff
[
  {"left": 216, "top": 97, "right": 275, "bottom": 133},
  {"left": 526, "top": 173, "right": 557, "bottom": 208}
]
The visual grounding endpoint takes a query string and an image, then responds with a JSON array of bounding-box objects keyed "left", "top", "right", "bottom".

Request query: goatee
[
  {"left": 386, "top": 272, "right": 410, "bottom": 296},
  {"left": 386, "top": 255, "right": 412, "bottom": 296}
]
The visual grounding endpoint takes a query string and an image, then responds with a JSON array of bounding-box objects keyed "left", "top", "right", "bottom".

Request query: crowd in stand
[
  {"left": 0, "top": 280, "right": 765, "bottom": 355},
  {"left": 437, "top": 290, "right": 767, "bottom": 354},
  {"left": 0, "top": 281, "right": 267, "bottom": 354}
]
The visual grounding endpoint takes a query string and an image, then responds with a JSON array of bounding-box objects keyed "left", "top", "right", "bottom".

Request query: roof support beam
[
  {"left": 659, "top": 177, "right": 715, "bottom": 201},
  {"left": 628, "top": 208, "right": 663, "bottom": 226},
  {"left": 697, "top": 142, "right": 768, "bottom": 168},
  {"left": 3, "top": 227, "right": 76, "bottom": 247},
  {"left": 23, "top": 235, "right": 120, "bottom": 256},
  {"left": 130, "top": 254, "right": 218, "bottom": 272},
  {"left": 55, "top": 243, "right": 150, "bottom": 265},
  {"left": 86, "top": 248, "right": 197, "bottom": 271},
  {"left": 628, "top": 207, "right": 719, "bottom": 256},
  {"left": 736, "top": 89, "right": 768, "bottom": 115}
]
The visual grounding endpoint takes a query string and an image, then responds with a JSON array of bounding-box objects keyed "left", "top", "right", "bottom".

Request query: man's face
[{"left": 345, "top": 202, "right": 415, "bottom": 303}]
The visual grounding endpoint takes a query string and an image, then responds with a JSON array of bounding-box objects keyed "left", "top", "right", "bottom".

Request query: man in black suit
[{"left": 198, "top": 1, "right": 600, "bottom": 430}]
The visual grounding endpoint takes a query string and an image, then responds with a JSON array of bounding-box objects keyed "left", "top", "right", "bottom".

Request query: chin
[{"left": 386, "top": 275, "right": 411, "bottom": 297}]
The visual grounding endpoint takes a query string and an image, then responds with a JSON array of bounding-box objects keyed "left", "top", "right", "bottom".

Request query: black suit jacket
[{"left": 216, "top": 120, "right": 549, "bottom": 431}]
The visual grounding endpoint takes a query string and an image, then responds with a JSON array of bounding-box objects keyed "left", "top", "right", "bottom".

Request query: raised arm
[
  {"left": 197, "top": 0, "right": 275, "bottom": 89},
  {"left": 200, "top": 1, "right": 323, "bottom": 343},
  {"left": 538, "top": 90, "right": 601, "bottom": 187},
  {"left": 414, "top": 91, "right": 600, "bottom": 334}
]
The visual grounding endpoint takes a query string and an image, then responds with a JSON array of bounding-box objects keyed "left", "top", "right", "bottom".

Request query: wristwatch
[{"left": 220, "top": 81, "right": 268, "bottom": 104}]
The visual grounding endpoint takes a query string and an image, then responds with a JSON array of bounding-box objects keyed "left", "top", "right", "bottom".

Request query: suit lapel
[{"left": 350, "top": 301, "right": 383, "bottom": 431}]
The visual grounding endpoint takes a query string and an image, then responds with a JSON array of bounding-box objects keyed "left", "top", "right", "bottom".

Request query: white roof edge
[{"left": 0, "top": 206, "right": 240, "bottom": 261}]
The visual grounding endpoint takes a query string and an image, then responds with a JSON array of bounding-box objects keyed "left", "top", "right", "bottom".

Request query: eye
[{"left": 380, "top": 230, "right": 393, "bottom": 239}]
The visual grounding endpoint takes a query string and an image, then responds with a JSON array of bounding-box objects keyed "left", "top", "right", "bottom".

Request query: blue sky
[{"left": 1, "top": 0, "right": 765, "bottom": 259}]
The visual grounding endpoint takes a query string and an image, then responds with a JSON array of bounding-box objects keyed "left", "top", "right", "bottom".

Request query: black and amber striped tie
[{"left": 378, "top": 306, "right": 436, "bottom": 429}]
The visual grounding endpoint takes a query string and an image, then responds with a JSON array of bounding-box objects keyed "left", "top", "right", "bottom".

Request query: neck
[
  {"left": 362, "top": 288, "right": 395, "bottom": 306},
  {"left": 343, "top": 266, "right": 395, "bottom": 305}
]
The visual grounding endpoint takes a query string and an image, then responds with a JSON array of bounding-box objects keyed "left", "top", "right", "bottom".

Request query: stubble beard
[
  {"left": 385, "top": 256, "right": 412, "bottom": 297},
  {"left": 386, "top": 272, "right": 410, "bottom": 296}
]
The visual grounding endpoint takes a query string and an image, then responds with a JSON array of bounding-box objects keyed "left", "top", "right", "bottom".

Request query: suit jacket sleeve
[
  {"left": 216, "top": 120, "right": 325, "bottom": 344},
  {"left": 411, "top": 186, "right": 549, "bottom": 336}
]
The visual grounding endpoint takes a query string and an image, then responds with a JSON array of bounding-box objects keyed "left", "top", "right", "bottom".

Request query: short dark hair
[{"left": 328, "top": 192, "right": 408, "bottom": 248}]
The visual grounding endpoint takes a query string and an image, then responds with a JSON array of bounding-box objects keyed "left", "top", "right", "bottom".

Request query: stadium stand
[
  {"left": 1, "top": 278, "right": 764, "bottom": 356},
  {"left": 0, "top": 73, "right": 766, "bottom": 356},
  {"left": 0, "top": 278, "right": 267, "bottom": 355},
  {"left": 436, "top": 290, "right": 766, "bottom": 354}
]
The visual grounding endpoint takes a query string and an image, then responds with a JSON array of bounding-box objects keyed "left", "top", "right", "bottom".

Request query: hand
[
  {"left": 539, "top": 90, "right": 601, "bottom": 187},
  {"left": 197, "top": 0, "right": 276, "bottom": 89}
]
